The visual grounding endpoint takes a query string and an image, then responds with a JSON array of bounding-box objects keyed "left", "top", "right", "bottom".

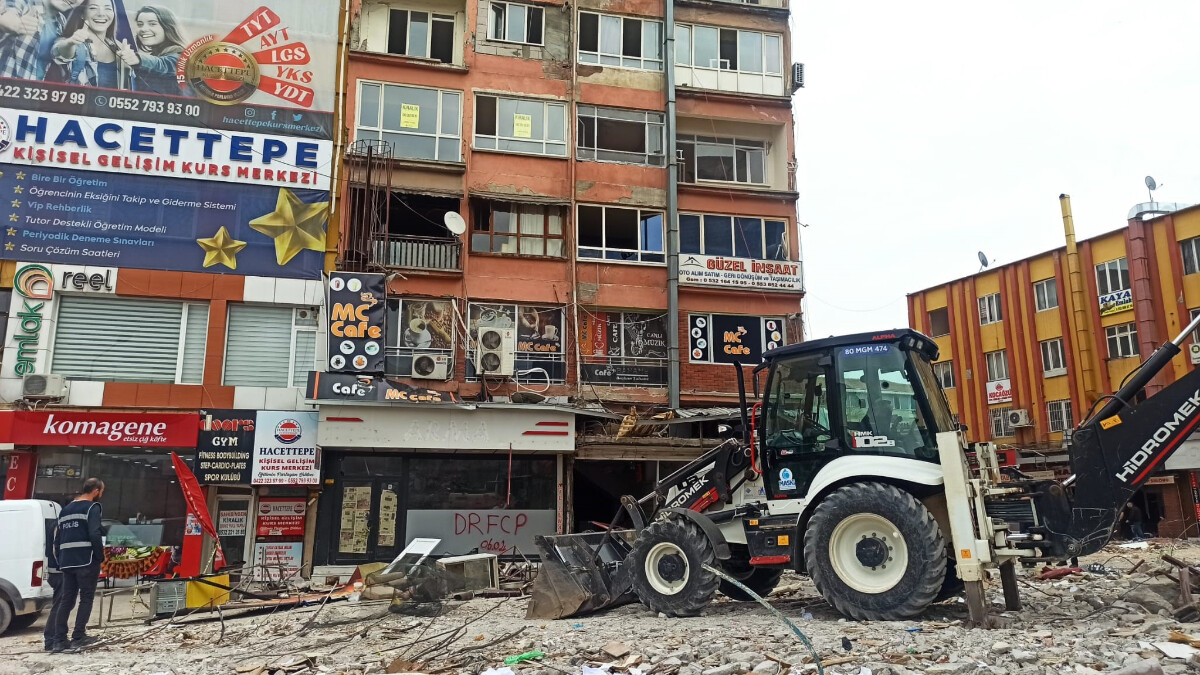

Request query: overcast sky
[{"left": 793, "top": 2, "right": 1200, "bottom": 339}]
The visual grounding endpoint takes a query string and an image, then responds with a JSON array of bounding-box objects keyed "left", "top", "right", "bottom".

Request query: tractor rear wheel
[
  {"left": 628, "top": 517, "right": 718, "bottom": 617},
  {"left": 803, "top": 482, "right": 946, "bottom": 621}
]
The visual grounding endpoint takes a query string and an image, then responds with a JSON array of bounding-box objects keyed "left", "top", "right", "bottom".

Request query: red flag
[{"left": 171, "top": 452, "right": 225, "bottom": 570}]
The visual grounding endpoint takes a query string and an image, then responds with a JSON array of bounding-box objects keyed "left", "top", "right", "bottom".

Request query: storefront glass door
[
  {"left": 215, "top": 496, "right": 251, "bottom": 571},
  {"left": 334, "top": 479, "right": 404, "bottom": 564}
]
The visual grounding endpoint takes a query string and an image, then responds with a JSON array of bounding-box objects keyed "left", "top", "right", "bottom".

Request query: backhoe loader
[{"left": 528, "top": 314, "right": 1200, "bottom": 624}]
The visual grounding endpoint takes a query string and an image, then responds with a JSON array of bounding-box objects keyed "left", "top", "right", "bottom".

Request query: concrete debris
[{"left": 1107, "top": 660, "right": 1165, "bottom": 675}]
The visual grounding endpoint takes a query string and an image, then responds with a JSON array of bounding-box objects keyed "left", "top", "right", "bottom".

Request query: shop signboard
[
  {"left": 305, "top": 372, "right": 460, "bottom": 403},
  {"left": 256, "top": 497, "right": 306, "bottom": 537},
  {"left": 253, "top": 541, "right": 303, "bottom": 581},
  {"left": 194, "top": 409, "right": 256, "bottom": 485},
  {"left": 0, "top": 0, "right": 340, "bottom": 280},
  {"left": 679, "top": 254, "right": 803, "bottom": 291},
  {"left": 218, "top": 509, "right": 248, "bottom": 537},
  {"left": 579, "top": 311, "right": 668, "bottom": 386},
  {"left": 4, "top": 452, "right": 36, "bottom": 500},
  {"left": 404, "top": 509, "right": 557, "bottom": 556},
  {"left": 327, "top": 272, "right": 385, "bottom": 373},
  {"left": 688, "top": 314, "right": 785, "bottom": 365},
  {"left": 1099, "top": 289, "right": 1133, "bottom": 317},
  {"left": 986, "top": 379, "right": 1013, "bottom": 405},
  {"left": 1, "top": 410, "right": 198, "bottom": 447},
  {"left": 251, "top": 411, "right": 319, "bottom": 485}
]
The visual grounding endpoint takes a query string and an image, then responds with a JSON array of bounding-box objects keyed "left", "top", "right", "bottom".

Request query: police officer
[
  {"left": 50, "top": 477, "right": 105, "bottom": 653},
  {"left": 42, "top": 511, "right": 62, "bottom": 652}
]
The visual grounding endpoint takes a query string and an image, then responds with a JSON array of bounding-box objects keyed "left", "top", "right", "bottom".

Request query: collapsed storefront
[{"left": 307, "top": 373, "right": 573, "bottom": 577}]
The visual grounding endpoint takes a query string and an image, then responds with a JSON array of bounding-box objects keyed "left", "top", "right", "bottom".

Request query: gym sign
[{"left": 10, "top": 264, "right": 53, "bottom": 377}]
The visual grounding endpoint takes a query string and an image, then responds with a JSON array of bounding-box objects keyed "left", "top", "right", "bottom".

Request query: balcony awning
[{"left": 467, "top": 189, "right": 570, "bottom": 206}]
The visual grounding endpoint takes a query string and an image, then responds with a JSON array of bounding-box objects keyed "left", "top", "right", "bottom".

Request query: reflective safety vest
[{"left": 55, "top": 500, "right": 102, "bottom": 569}]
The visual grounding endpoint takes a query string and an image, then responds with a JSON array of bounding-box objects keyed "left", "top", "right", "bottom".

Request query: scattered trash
[
  {"left": 385, "top": 658, "right": 425, "bottom": 674},
  {"left": 602, "top": 641, "right": 632, "bottom": 660},
  {"left": 841, "top": 636, "right": 852, "bottom": 651},
  {"left": 1152, "top": 641, "right": 1198, "bottom": 659},
  {"left": 1119, "top": 541, "right": 1150, "bottom": 549},
  {"left": 572, "top": 623, "right": 585, "bottom": 630},
  {"left": 1086, "top": 563, "right": 1115, "bottom": 575},
  {"left": 481, "top": 669, "right": 516, "bottom": 675},
  {"left": 905, "top": 628, "right": 922, "bottom": 633},
  {"left": 1037, "top": 567, "right": 1083, "bottom": 580},
  {"left": 503, "top": 650, "right": 545, "bottom": 666}
]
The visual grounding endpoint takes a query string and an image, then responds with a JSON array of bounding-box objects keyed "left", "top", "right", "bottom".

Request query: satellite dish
[
  {"left": 1145, "top": 176, "right": 1157, "bottom": 191},
  {"left": 444, "top": 211, "right": 467, "bottom": 235},
  {"left": 977, "top": 251, "right": 989, "bottom": 268}
]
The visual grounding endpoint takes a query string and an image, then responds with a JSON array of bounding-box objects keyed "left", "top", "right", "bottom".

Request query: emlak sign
[{"left": 0, "top": 411, "right": 199, "bottom": 447}]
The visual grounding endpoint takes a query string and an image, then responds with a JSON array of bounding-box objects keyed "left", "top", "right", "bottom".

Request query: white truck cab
[{"left": 0, "top": 499, "right": 61, "bottom": 634}]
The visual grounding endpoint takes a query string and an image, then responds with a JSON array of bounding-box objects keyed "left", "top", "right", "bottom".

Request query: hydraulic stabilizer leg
[
  {"left": 1000, "top": 560, "right": 1021, "bottom": 611},
  {"left": 964, "top": 580, "right": 989, "bottom": 625}
]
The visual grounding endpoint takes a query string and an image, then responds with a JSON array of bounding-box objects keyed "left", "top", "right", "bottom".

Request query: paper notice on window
[
  {"left": 513, "top": 113, "right": 532, "bottom": 138},
  {"left": 401, "top": 103, "right": 420, "bottom": 129},
  {"left": 339, "top": 487, "right": 371, "bottom": 554},
  {"left": 378, "top": 490, "right": 397, "bottom": 548}
]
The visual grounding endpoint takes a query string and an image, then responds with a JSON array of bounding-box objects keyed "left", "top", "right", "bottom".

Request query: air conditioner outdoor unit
[
  {"left": 792, "top": 62, "right": 805, "bottom": 90},
  {"left": 475, "top": 327, "right": 515, "bottom": 377},
  {"left": 411, "top": 353, "right": 450, "bottom": 380},
  {"left": 22, "top": 374, "right": 68, "bottom": 400},
  {"left": 1008, "top": 409, "right": 1033, "bottom": 428}
]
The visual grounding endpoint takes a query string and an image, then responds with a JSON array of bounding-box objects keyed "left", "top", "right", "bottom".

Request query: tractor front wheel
[{"left": 628, "top": 517, "right": 719, "bottom": 617}]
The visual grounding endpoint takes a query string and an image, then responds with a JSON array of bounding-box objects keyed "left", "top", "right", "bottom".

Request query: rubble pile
[{"left": 5, "top": 542, "right": 1200, "bottom": 675}]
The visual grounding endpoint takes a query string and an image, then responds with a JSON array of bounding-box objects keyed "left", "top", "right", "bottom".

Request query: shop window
[
  {"left": 578, "top": 11, "right": 663, "bottom": 71},
  {"left": 990, "top": 406, "right": 1014, "bottom": 438},
  {"left": 985, "top": 350, "right": 1008, "bottom": 381},
  {"left": 677, "top": 135, "right": 766, "bottom": 185},
  {"left": 679, "top": 213, "right": 786, "bottom": 261},
  {"left": 223, "top": 305, "right": 318, "bottom": 388},
  {"left": 1048, "top": 399, "right": 1073, "bottom": 433},
  {"left": 674, "top": 24, "right": 781, "bottom": 75},
  {"left": 356, "top": 81, "right": 461, "bottom": 162},
  {"left": 52, "top": 296, "right": 208, "bottom": 384},
  {"left": 467, "top": 302, "right": 567, "bottom": 383},
  {"left": 488, "top": 1, "right": 544, "bottom": 45},
  {"left": 933, "top": 361, "right": 954, "bottom": 389},
  {"left": 578, "top": 204, "right": 665, "bottom": 263},
  {"left": 474, "top": 94, "right": 567, "bottom": 157},
  {"left": 407, "top": 456, "right": 556, "bottom": 509},
  {"left": 471, "top": 200, "right": 566, "bottom": 257},
  {"left": 1105, "top": 322, "right": 1139, "bottom": 359},
  {"left": 1183, "top": 237, "right": 1200, "bottom": 276},
  {"left": 385, "top": 297, "right": 456, "bottom": 378},
  {"left": 1041, "top": 338, "right": 1066, "bottom": 377},
  {"left": 927, "top": 307, "right": 950, "bottom": 337},
  {"left": 978, "top": 293, "right": 1002, "bottom": 325},
  {"left": 385, "top": 9, "right": 455, "bottom": 63},
  {"left": 579, "top": 310, "right": 669, "bottom": 387},
  {"left": 1095, "top": 258, "right": 1130, "bottom": 296},
  {"left": 1034, "top": 278, "right": 1058, "bottom": 312},
  {"left": 576, "top": 105, "right": 666, "bottom": 166}
]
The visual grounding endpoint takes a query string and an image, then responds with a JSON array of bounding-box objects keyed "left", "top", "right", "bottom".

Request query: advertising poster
[
  {"left": 218, "top": 509, "right": 247, "bottom": 537},
  {"left": 306, "top": 371, "right": 460, "bottom": 403},
  {"left": 327, "top": 272, "right": 385, "bottom": 372},
  {"left": 987, "top": 379, "right": 1013, "bottom": 405},
  {"left": 1099, "top": 289, "right": 1133, "bottom": 317},
  {"left": 251, "top": 410, "right": 319, "bottom": 485},
  {"left": 679, "top": 254, "right": 802, "bottom": 291},
  {"left": 396, "top": 299, "right": 454, "bottom": 351},
  {"left": 255, "top": 497, "right": 306, "bottom": 537},
  {"left": 689, "top": 314, "right": 784, "bottom": 365},
  {"left": 0, "top": 0, "right": 338, "bottom": 279},
  {"left": 468, "top": 303, "right": 563, "bottom": 354},
  {"left": 580, "top": 311, "right": 668, "bottom": 385},
  {"left": 253, "top": 541, "right": 303, "bottom": 581},
  {"left": 194, "top": 409, "right": 256, "bottom": 484},
  {"left": 338, "top": 486, "right": 371, "bottom": 554}
]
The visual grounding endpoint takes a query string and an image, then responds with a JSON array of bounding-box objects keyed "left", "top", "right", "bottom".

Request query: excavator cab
[{"left": 758, "top": 331, "right": 955, "bottom": 500}]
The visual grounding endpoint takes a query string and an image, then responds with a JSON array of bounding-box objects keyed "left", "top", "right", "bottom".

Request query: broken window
[
  {"left": 474, "top": 94, "right": 567, "bottom": 156},
  {"left": 577, "top": 205, "right": 665, "bottom": 264},
  {"left": 488, "top": 1, "right": 544, "bottom": 45},
  {"left": 679, "top": 213, "right": 787, "bottom": 260},
  {"left": 577, "top": 105, "right": 665, "bottom": 166},
  {"left": 677, "top": 135, "right": 766, "bottom": 184},
  {"left": 578, "top": 11, "right": 662, "bottom": 71},
  {"left": 471, "top": 200, "right": 565, "bottom": 257},
  {"left": 676, "top": 23, "right": 782, "bottom": 74},
  {"left": 356, "top": 81, "right": 461, "bottom": 162},
  {"left": 386, "top": 10, "right": 455, "bottom": 63}
]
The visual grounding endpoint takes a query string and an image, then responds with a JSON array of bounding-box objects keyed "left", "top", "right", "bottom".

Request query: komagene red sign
[{"left": 3, "top": 411, "right": 199, "bottom": 447}]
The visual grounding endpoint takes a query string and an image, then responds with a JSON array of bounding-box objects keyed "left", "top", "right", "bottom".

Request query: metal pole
[
  {"left": 666, "top": 0, "right": 680, "bottom": 409},
  {"left": 1060, "top": 194, "right": 1101, "bottom": 403}
]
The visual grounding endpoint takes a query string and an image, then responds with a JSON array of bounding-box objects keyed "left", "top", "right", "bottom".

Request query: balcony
[{"left": 374, "top": 235, "right": 462, "bottom": 272}]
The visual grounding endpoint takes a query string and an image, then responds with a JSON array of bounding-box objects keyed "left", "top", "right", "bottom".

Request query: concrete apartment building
[{"left": 309, "top": 0, "right": 805, "bottom": 566}]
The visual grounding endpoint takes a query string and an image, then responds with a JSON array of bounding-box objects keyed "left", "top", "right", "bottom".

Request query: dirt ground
[{"left": 2, "top": 541, "right": 1199, "bottom": 675}]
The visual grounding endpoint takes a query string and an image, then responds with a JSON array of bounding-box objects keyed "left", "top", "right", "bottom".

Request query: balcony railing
[{"left": 374, "top": 235, "right": 462, "bottom": 271}]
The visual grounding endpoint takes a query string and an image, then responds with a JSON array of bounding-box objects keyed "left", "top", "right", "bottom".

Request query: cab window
[
  {"left": 836, "top": 344, "right": 938, "bottom": 462},
  {"left": 764, "top": 354, "right": 832, "bottom": 454}
]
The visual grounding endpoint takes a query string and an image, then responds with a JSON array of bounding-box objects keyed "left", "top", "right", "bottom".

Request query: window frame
[
  {"left": 576, "top": 104, "right": 666, "bottom": 167},
  {"left": 928, "top": 307, "right": 950, "bottom": 337},
  {"left": 473, "top": 93, "right": 567, "bottom": 157},
  {"left": 1105, "top": 322, "right": 1140, "bottom": 360},
  {"left": 385, "top": 9, "right": 456, "bottom": 63},
  {"left": 577, "top": 11, "right": 663, "bottom": 71},
  {"left": 933, "top": 360, "right": 954, "bottom": 389},
  {"left": 222, "top": 305, "right": 319, "bottom": 388},
  {"left": 385, "top": 297, "right": 457, "bottom": 378},
  {"left": 465, "top": 302, "right": 567, "bottom": 384},
  {"left": 677, "top": 134, "right": 768, "bottom": 185},
  {"left": 985, "top": 350, "right": 1009, "bottom": 382},
  {"left": 675, "top": 23, "right": 783, "bottom": 75},
  {"left": 577, "top": 204, "right": 666, "bottom": 264},
  {"left": 1033, "top": 278, "right": 1058, "bottom": 312},
  {"left": 1184, "top": 237, "right": 1200, "bottom": 276},
  {"left": 678, "top": 212, "right": 788, "bottom": 261},
  {"left": 355, "top": 80, "right": 462, "bottom": 163},
  {"left": 1047, "top": 399, "right": 1073, "bottom": 433},
  {"left": 990, "top": 406, "right": 1015, "bottom": 438},
  {"left": 487, "top": 1, "right": 545, "bottom": 46},
  {"left": 471, "top": 199, "right": 566, "bottom": 258},
  {"left": 1040, "top": 338, "right": 1066, "bottom": 377},
  {"left": 978, "top": 293, "right": 1002, "bottom": 325},
  {"left": 1095, "top": 258, "right": 1130, "bottom": 296}
]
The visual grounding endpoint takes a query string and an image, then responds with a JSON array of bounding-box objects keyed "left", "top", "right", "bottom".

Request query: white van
[{"left": 0, "top": 499, "right": 61, "bottom": 634}]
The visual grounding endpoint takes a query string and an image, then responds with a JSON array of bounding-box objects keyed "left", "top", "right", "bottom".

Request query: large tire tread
[
  {"left": 803, "top": 482, "right": 946, "bottom": 621},
  {"left": 0, "top": 599, "right": 12, "bottom": 636},
  {"left": 628, "top": 517, "right": 719, "bottom": 617}
]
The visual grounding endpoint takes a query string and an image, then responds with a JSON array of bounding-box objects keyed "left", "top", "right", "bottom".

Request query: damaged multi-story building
[{"left": 309, "top": 0, "right": 804, "bottom": 570}]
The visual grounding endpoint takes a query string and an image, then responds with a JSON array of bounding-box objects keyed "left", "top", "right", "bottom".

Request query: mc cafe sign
[
  {"left": 0, "top": 410, "right": 199, "bottom": 447},
  {"left": 679, "top": 254, "right": 802, "bottom": 292},
  {"left": 5, "top": 263, "right": 118, "bottom": 377}
]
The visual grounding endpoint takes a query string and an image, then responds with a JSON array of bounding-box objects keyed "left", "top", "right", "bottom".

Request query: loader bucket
[{"left": 525, "top": 530, "right": 637, "bottom": 619}]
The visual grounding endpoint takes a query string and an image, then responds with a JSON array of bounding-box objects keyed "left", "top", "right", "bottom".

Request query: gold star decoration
[
  {"left": 196, "top": 226, "right": 247, "bottom": 270},
  {"left": 6, "top": 227, "right": 15, "bottom": 236},
  {"left": 249, "top": 188, "right": 328, "bottom": 265},
  {"left": 4, "top": 242, "right": 13, "bottom": 251},
  {"left": 7, "top": 214, "right": 15, "bottom": 222},
  {"left": 13, "top": 186, "right": 22, "bottom": 194},
  {"left": 14, "top": 172, "right": 24, "bottom": 180},
  {"left": 10, "top": 200, "right": 18, "bottom": 208}
]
